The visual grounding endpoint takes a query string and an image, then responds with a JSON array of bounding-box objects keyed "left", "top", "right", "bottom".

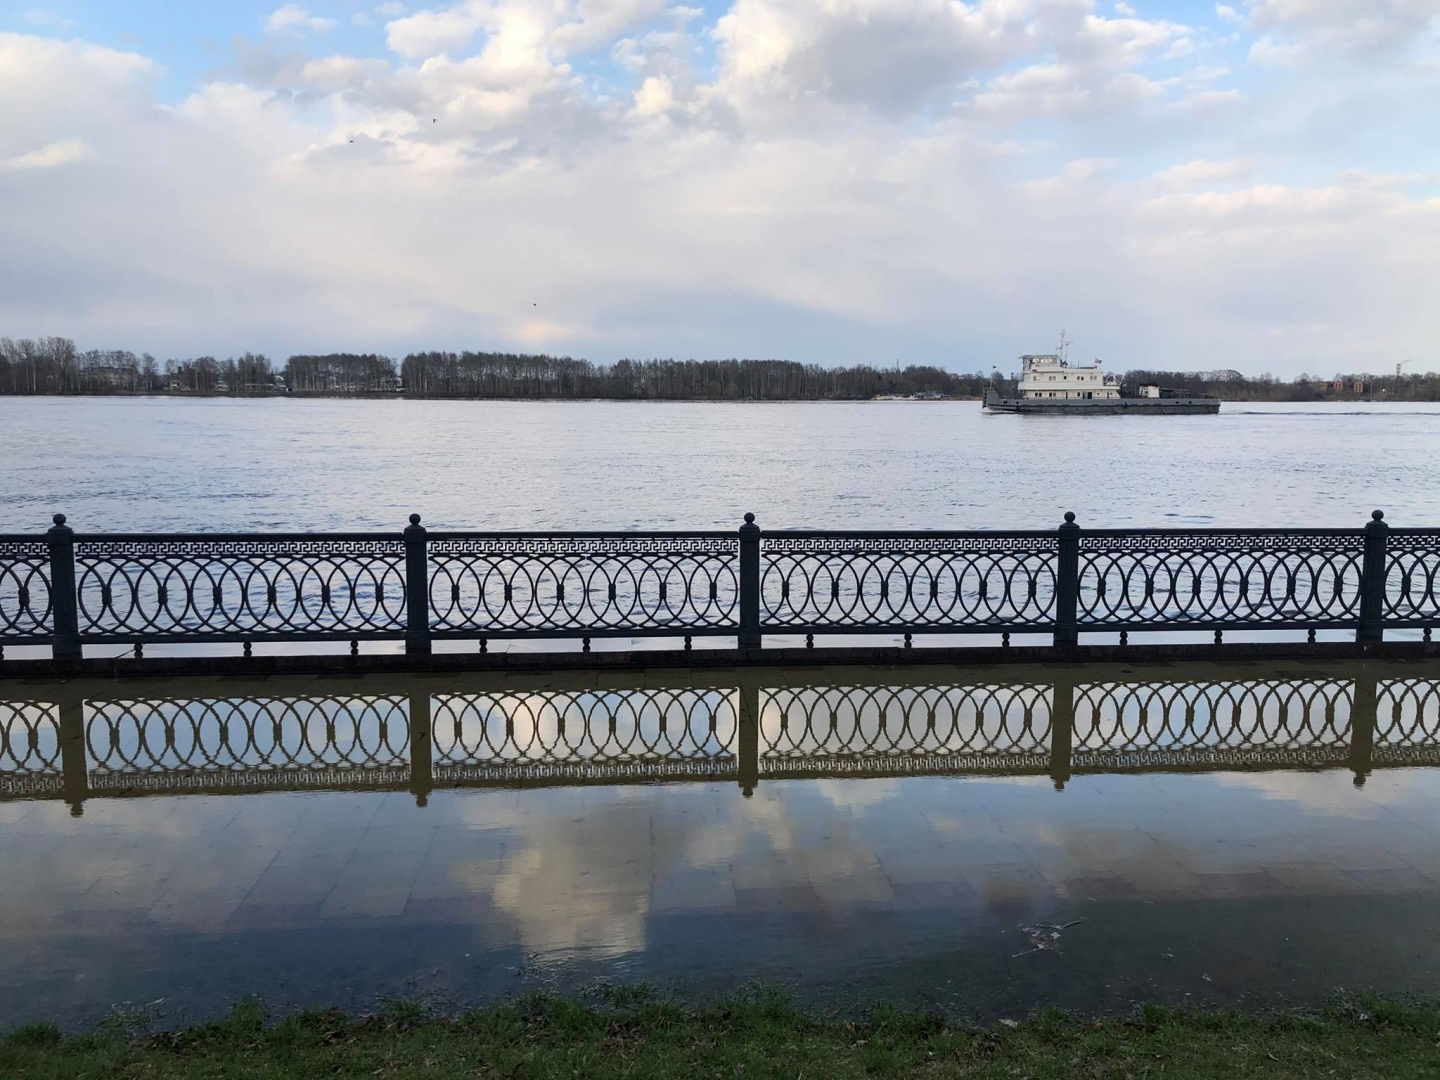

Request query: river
[{"left": 1, "top": 398, "right": 1437, "bottom": 532}]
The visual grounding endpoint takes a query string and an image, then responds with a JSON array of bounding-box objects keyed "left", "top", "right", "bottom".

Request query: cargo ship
[{"left": 983, "top": 336, "right": 1220, "bottom": 415}]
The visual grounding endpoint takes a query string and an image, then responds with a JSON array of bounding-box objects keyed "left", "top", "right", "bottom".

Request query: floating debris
[{"left": 1011, "top": 919, "right": 1085, "bottom": 958}]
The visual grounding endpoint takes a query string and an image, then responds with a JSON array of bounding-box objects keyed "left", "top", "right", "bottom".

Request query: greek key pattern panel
[
  {"left": 84, "top": 696, "right": 412, "bottom": 777},
  {"left": 1072, "top": 679, "right": 1352, "bottom": 757},
  {"left": 1384, "top": 531, "right": 1440, "bottom": 624},
  {"left": 0, "top": 700, "right": 61, "bottom": 777},
  {"left": 74, "top": 539, "right": 407, "bottom": 638},
  {"left": 1077, "top": 532, "right": 1364, "bottom": 626},
  {"left": 84, "top": 764, "right": 412, "bottom": 796},
  {"left": 760, "top": 534, "right": 1058, "bottom": 629},
  {"left": 427, "top": 535, "right": 739, "bottom": 633},
  {"left": 0, "top": 539, "right": 52, "bottom": 640},
  {"left": 760, "top": 683, "right": 1052, "bottom": 768},
  {"left": 432, "top": 688, "right": 739, "bottom": 767}
]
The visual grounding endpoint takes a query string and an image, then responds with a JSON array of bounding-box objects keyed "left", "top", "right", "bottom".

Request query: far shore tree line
[{"left": 2, "top": 336, "right": 1438, "bottom": 401}]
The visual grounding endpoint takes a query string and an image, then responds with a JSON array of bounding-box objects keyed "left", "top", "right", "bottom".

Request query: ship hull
[{"left": 983, "top": 388, "right": 1220, "bottom": 415}]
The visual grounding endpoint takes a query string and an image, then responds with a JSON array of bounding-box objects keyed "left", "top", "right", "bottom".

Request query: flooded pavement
[{"left": 3, "top": 659, "right": 1440, "bottom": 1028}]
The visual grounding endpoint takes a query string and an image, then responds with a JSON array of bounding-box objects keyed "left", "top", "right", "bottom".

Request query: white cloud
[
  {"left": 1215, "top": 3, "right": 1240, "bottom": 21},
  {"left": 1167, "top": 86, "right": 1246, "bottom": 111},
  {"left": 1148, "top": 157, "right": 1256, "bottom": 187},
  {"left": 385, "top": 0, "right": 672, "bottom": 65},
  {"left": 714, "top": 0, "right": 1041, "bottom": 118},
  {"left": 384, "top": 4, "right": 484, "bottom": 58},
  {"left": 0, "top": 137, "right": 91, "bottom": 170},
  {"left": 970, "top": 63, "right": 1167, "bottom": 119},
  {"left": 630, "top": 72, "right": 675, "bottom": 117},
  {"left": 0, "top": 2, "right": 1435, "bottom": 375},
  {"left": 958, "top": 5, "right": 1188, "bottom": 120},
  {"left": 265, "top": 4, "right": 338, "bottom": 36},
  {"left": 301, "top": 54, "right": 391, "bottom": 90},
  {"left": 24, "top": 8, "right": 77, "bottom": 29},
  {"left": 1245, "top": 0, "right": 1440, "bottom": 58},
  {"left": 1021, "top": 155, "right": 1121, "bottom": 194}
]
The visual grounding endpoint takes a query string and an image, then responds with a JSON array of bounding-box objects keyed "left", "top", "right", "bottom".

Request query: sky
[{"left": 0, "top": 0, "right": 1436, "bottom": 376}]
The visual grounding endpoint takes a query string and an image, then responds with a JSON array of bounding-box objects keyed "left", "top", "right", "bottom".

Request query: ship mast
[{"left": 1058, "top": 330, "right": 1072, "bottom": 365}]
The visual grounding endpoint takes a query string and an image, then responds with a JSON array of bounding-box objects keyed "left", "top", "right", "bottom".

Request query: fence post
[
  {"left": 1348, "top": 665, "right": 1377, "bottom": 787},
  {"left": 47, "top": 513, "right": 80, "bottom": 659},
  {"left": 1048, "top": 670, "right": 1074, "bottom": 790},
  {"left": 1357, "top": 509, "right": 1388, "bottom": 643},
  {"left": 738, "top": 512, "right": 761, "bottom": 650},
  {"left": 409, "top": 688, "right": 432, "bottom": 806},
  {"left": 736, "top": 672, "right": 760, "bottom": 796},
  {"left": 404, "top": 514, "right": 431, "bottom": 655},
  {"left": 1054, "top": 511, "right": 1080, "bottom": 648},
  {"left": 58, "top": 687, "right": 87, "bottom": 815}
]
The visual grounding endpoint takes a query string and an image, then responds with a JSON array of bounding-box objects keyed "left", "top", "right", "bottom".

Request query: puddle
[{"left": 3, "top": 658, "right": 1440, "bottom": 1027}]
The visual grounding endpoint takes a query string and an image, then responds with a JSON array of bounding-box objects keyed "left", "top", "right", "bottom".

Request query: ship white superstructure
[{"left": 1016, "top": 351, "right": 1120, "bottom": 402}]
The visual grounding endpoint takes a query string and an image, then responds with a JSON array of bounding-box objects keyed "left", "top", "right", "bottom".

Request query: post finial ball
[
  {"left": 744, "top": 512, "right": 755, "bottom": 524},
  {"left": 1064, "top": 511, "right": 1076, "bottom": 523},
  {"left": 409, "top": 513, "right": 421, "bottom": 525},
  {"left": 1372, "top": 509, "right": 1384, "bottom": 521},
  {"left": 52, "top": 513, "right": 66, "bottom": 526}
]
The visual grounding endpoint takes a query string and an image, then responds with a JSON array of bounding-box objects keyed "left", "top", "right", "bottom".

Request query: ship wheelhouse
[{"left": 1017, "top": 354, "right": 1121, "bottom": 401}]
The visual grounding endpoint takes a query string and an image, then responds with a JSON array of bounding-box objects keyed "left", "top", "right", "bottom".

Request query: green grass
[{"left": 6, "top": 988, "right": 1440, "bottom": 1078}]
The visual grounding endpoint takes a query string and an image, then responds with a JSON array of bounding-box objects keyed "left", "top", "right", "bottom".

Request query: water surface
[
  {"left": 1, "top": 399, "right": 1436, "bottom": 532},
  {"left": 5, "top": 658, "right": 1440, "bottom": 1028}
]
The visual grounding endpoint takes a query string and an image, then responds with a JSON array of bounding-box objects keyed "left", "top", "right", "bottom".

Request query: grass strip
[{"left": 5, "top": 988, "right": 1440, "bottom": 1078}]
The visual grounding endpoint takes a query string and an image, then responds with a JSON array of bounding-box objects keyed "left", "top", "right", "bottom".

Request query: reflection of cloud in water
[
  {"left": 477, "top": 789, "right": 743, "bottom": 958},
  {"left": 1208, "top": 771, "right": 1386, "bottom": 817},
  {"left": 487, "top": 844, "right": 651, "bottom": 959},
  {"left": 809, "top": 778, "right": 903, "bottom": 813}
]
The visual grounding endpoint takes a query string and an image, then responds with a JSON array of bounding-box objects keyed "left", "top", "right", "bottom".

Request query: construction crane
[{"left": 1397, "top": 358, "right": 1414, "bottom": 377}]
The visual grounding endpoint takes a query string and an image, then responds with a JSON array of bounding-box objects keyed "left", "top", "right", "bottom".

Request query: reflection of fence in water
[
  {"left": 81, "top": 696, "right": 412, "bottom": 793},
  {"left": 759, "top": 683, "right": 1053, "bottom": 776},
  {"left": 1072, "top": 679, "right": 1354, "bottom": 771},
  {"left": 0, "top": 699, "right": 63, "bottom": 797},
  {"left": 432, "top": 688, "right": 740, "bottom": 784},
  {"left": 5, "top": 671, "right": 1440, "bottom": 803},
  {"left": 1375, "top": 678, "right": 1440, "bottom": 764}
]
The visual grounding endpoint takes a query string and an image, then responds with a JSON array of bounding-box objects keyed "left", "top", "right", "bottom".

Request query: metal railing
[
  {"left": 3, "top": 666, "right": 1436, "bottom": 807},
  {"left": 2, "top": 509, "right": 1437, "bottom": 659}
]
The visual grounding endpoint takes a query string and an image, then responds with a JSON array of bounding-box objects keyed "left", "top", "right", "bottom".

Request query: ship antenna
[{"left": 1058, "top": 329, "right": 1071, "bottom": 364}]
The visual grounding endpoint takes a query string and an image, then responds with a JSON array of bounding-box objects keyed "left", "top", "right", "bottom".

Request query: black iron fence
[
  {"left": 2, "top": 510, "right": 1437, "bottom": 658},
  {"left": 3, "top": 666, "right": 1436, "bottom": 807}
]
